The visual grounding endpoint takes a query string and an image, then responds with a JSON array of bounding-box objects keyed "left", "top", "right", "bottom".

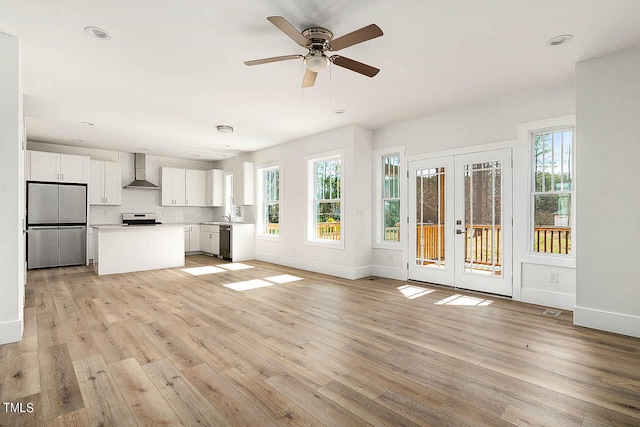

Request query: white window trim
[
  {"left": 517, "top": 115, "right": 576, "bottom": 268},
  {"left": 256, "top": 162, "right": 282, "bottom": 241},
  {"left": 374, "top": 146, "right": 405, "bottom": 249},
  {"left": 224, "top": 170, "right": 243, "bottom": 221},
  {"left": 305, "top": 149, "right": 345, "bottom": 249}
]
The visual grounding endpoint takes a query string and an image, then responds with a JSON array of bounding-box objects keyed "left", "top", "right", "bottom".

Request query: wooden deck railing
[
  {"left": 266, "top": 224, "right": 280, "bottom": 235},
  {"left": 385, "top": 227, "right": 400, "bottom": 242},
  {"left": 317, "top": 222, "right": 340, "bottom": 240},
  {"left": 533, "top": 226, "right": 571, "bottom": 254},
  {"left": 414, "top": 224, "right": 571, "bottom": 265},
  {"left": 270, "top": 222, "right": 571, "bottom": 256},
  {"left": 266, "top": 222, "right": 340, "bottom": 240}
]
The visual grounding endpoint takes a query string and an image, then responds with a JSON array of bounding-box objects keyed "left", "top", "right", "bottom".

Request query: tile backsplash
[{"left": 89, "top": 188, "right": 214, "bottom": 225}]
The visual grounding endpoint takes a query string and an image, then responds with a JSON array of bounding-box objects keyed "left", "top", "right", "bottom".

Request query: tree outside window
[
  {"left": 314, "top": 157, "right": 341, "bottom": 241},
  {"left": 261, "top": 167, "right": 280, "bottom": 236},
  {"left": 532, "top": 129, "right": 573, "bottom": 255},
  {"left": 383, "top": 154, "right": 401, "bottom": 242}
]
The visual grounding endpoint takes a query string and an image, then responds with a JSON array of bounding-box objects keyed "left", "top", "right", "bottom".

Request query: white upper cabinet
[
  {"left": 233, "top": 162, "right": 255, "bottom": 205},
  {"left": 27, "top": 150, "right": 89, "bottom": 183},
  {"left": 161, "top": 167, "right": 186, "bottom": 206},
  {"left": 206, "top": 169, "right": 224, "bottom": 206},
  {"left": 90, "top": 160, "right": 121, "bottom": 205},
  {"left": 162, "top": 167, "right": 209, "bottom": 207},
  {"left": 185, "top": 169, "right": 206, "bottom": 207}
]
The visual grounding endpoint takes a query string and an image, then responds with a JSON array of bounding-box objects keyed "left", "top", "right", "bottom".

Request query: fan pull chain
[
  {"left": 301, "top": 62, "right": 305, "bottom": 100},
  {"left": 329, "top": 61, "right": 332, "bottom": 102}
]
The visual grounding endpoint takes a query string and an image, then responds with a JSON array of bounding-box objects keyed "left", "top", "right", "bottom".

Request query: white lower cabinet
[
  {"left": 201, "top": 225, "right": 220, "bottom": 255},
  {"left": 184, "top": 225, "right": 201, "bottom": 252}
]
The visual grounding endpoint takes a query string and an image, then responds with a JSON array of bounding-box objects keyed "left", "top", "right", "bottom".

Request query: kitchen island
[{"left": 91, "top": 224, "right": 184, "bottom": 275}]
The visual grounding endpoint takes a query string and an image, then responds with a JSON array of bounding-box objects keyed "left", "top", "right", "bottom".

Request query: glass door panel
[
  {"left": 416, "top": 167, "right": 445, "bottom": 268},
  {"left": 455, "top": 150, "right": 512, "bottom": 296},
  {"left": 409, "top": 157, "right": 454, "bottom": 285}
]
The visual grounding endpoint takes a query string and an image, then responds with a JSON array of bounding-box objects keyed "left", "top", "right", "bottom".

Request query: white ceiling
[{"left": 2, "top": 0, "right": 640, "bottom": 160}]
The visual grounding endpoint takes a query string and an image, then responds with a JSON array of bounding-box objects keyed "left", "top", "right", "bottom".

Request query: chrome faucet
[{"left": 222, "top": 214, "right": 231, "bottom": 223}]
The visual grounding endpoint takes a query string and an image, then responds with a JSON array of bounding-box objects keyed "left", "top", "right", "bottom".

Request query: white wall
[
  {"left": 373, "top": 82, "right": 577, "bottom": 309},
  {"left": 574, "top": 46, "right": 640, "bottom": 338},
  {"left": 26, "top": 143, "right": 216, "bottom": 225},
  {"left": 0, "top": 32, "right": 24, "bottom": 345},
  {"left": 215, "top": 125, "right": 374, "bottom": 279}
]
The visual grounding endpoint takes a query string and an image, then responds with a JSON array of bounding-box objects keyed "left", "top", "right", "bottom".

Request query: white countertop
[
  {"left": 91, "top": 224, "right": 186, "bottom": 230},
  {"left": 201, "top": 221, "right": 253, "bottom": 226}
]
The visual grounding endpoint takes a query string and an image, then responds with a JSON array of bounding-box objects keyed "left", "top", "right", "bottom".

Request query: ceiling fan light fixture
[{"left": 304, "top": 53, "right": 330, "bottom": 72}]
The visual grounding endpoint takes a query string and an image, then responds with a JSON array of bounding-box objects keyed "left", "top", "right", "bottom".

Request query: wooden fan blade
[
  {"left": 301, "top": 68, "right": 318, "bottom": 88},
  {"left": 267, "top": 16, "right": 310, "bottom": 47},
  {"left": 244, "top": 54, "right": 303, "bottom": 66},
  {"left": 331, "top": 56, "right": 380, "bottom": 77},
  {"left": 329, "top": 24, "right": 383, "bottom": 51}
]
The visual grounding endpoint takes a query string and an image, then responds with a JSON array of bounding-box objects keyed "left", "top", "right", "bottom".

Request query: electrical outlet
[
  {"left": 549, "top": 272, "right": 559, "bottom": 283},
  {"left": 387, "top": 254, "right": 393, "bottom": 263}
]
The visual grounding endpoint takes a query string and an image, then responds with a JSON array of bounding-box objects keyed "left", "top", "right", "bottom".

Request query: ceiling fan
[{"left": 244, "top": 16, "right": 383, "bottom": 88}]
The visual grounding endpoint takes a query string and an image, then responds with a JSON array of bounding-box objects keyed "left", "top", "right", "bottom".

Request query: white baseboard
[
  {"left": 255, "top": 253, "right": 373, "bottom": 280},
  {"left": 373, "top": 265, "right": 408, "bottom": 281},
  {"left": 520, "top": 288, "right": 575, "bottom": 311},
  {"left": 0, "top": 320, "right": 22, "bottom": 345},
  {"left": 574, "top": 306, "right": 640, "bottom": 338}
]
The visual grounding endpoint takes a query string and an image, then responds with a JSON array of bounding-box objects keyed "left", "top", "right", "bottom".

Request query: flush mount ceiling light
[
  {"left": 84, "top": 26, "right": 111, "bottom": 40},
  {"left": 217, "top": 125, "right": 234, "bottom": 134},
  {"left": 547, "top": 34, "right": 573, "bottom": 47}
]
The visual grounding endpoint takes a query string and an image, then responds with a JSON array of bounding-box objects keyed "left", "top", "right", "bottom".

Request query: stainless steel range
[{"left": 122, "top": 213, "right": 163, "bottom": 226}]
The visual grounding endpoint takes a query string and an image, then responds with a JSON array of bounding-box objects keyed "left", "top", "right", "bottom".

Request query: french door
[{"left": 408, "top": 149, "right": 512, "bottom": 296}]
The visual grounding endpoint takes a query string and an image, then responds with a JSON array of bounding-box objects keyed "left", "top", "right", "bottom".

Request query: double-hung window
[
  {"left": 382, "top": 154, "right": 401, "bottom": 242},
  {"left": 531, "top": 128, "right": 574, "bottom": 256},
  {"left": 224, "top": 172, "right": 242, "bottom": 221},
  {"left": 257, "top": 165, "right": 280, "bottom": 237},
  {"left": 307, "top": 151, "right": 343, "bottom": 245}
]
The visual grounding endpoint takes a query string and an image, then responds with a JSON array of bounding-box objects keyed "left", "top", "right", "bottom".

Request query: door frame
[{"left": 405, "top": 143, "right": 515, "bottom": 297}]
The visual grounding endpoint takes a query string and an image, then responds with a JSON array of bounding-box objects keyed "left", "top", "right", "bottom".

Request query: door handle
[{"left": 456, "top": 229, "right": 464, "bottom": 234}]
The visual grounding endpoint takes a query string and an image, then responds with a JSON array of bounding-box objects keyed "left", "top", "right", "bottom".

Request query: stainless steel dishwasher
[{"left": 219, "top": 225, "right": 231, "bottom": 259}]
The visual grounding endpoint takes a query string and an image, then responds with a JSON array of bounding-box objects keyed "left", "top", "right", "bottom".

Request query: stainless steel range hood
[{"left": 124, "top": 153, "right": 159, "bottom": 189}]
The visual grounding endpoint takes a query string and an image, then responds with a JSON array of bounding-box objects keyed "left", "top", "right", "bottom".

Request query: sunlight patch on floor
[
  {"left": 264, "top": 274, "right": 303, "bottom": 284},
  {"left": 181, "top": 266, "right": 226, "bottom": 276},
  {"left": 224, "top": 279, "right": 275, "bottom": 291},
  {"left": 397, "top": 284, "right": 434, "bottom": 299},
  {"left": 435, "top": 294, "right": 493, "bottom": 306},
  {"left": 218, "top": 263, "right": 254, "bottom": 271}
]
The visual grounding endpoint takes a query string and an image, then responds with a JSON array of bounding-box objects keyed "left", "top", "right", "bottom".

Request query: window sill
[
  {"left": 521, "top": 253, "right": 575, "bottom": 269},
  {"left": 373, "top": 242, "right": 402, "bottom": 250},
  {"left": 304, "top": 239, "right": 345, "bottom": 250},
  {"left": 256, "top": 234, "right": 281, "bottom": 241}
]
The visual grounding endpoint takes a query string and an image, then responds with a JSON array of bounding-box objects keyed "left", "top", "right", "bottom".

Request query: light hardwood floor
[{"left": 1, "top": 255, "right": 639, "bottom": 426}]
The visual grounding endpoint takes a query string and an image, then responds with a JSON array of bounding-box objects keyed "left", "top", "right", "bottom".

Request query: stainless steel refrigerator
[{"left": 27, "top": 182, "right": 87, "bottom": 269}]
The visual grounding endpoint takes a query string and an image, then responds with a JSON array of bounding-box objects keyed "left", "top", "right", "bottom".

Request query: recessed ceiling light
[
  {"left": 81, "top": 121, "right": 94, "bottom": 126},
  {"left": 333, "top": 109, "right": 346, "bottom": 114},
  {"left": 72, "top": 138, "right": 84, "bottom": 143},
  {"left": 217, "top": 125, "right": 234, "bottom": 133},
  {"left": 547, "top": 34, "right": 573, "bottom": 47},
  {"left": 222, "top": 144, "right": 231, "bottom": 148},
  {"left": 84, "top": 26, "right": 111, "bottom": 40}
]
